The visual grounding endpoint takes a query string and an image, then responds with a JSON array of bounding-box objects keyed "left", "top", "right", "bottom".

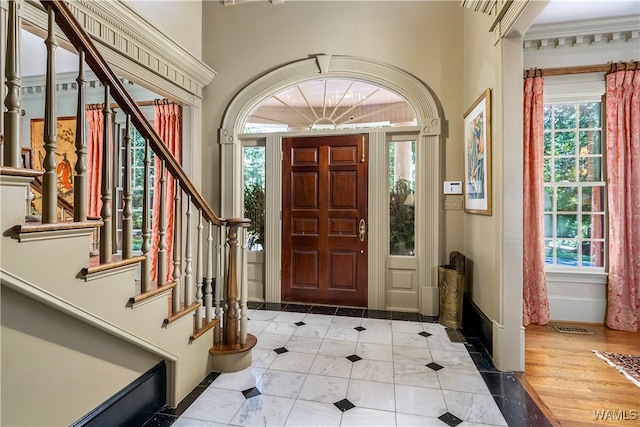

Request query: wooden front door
[{"left": 282, "top": 134, "right": 368, "bottom": 307}]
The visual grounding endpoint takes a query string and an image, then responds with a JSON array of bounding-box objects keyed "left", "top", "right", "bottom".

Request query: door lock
[{"left": 359, "top": 219, "right": 366, "bottom": 241}]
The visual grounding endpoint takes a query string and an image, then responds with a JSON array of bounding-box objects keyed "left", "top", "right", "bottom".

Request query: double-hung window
[{"left": 543, "top": 100, "right": 605, "bottom": 268}]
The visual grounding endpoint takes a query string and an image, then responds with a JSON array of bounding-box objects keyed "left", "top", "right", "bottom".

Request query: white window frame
[{"left": 543, "top": 75, "right": 608, "bottom": 282}]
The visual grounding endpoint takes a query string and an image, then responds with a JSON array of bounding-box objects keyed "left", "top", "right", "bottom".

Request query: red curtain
[
  {"left": 86, "top": 109, "right": 103, "bottom": 218},
  {"left": 522, "top": 74, "right": 550, "bottom": 326},
  {"left": 150, "top": 103, "right": 182, "bottom": 283},
  {"left": 605, "top": 67, "right": 640, "bottom": 332}
]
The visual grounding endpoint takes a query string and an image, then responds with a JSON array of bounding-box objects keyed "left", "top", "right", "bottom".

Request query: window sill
[{"left": 545, "top": 268, "right": 608, "bottom": 285}]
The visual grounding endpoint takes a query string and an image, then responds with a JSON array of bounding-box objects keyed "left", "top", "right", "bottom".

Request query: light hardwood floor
[{"left": 523, "top": 323, "right": 640, "bottom": 426}]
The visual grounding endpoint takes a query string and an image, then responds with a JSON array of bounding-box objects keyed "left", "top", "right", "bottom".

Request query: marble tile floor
[{"left": 145, "top": 303, "right": 552, "bottom": 427}]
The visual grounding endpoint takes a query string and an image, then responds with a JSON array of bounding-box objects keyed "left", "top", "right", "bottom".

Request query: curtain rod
[
  {"left": 524, "top": 61, "right": 638, "bottom": 78},
  {"left": 85, "top": 99, "right": 178, "bottom": 111}
]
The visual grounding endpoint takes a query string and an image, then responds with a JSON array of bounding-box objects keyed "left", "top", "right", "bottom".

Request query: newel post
[{"left": 223, "top": 218, "right": 250, "bottom": 346}]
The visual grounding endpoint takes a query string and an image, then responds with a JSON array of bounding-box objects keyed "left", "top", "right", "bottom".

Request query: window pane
[
  {"left": 389, "top": 140, "right": 415, "bottom": 256},
  {"left": 557, "top": 239, "right": 578, "bottom": 266},
  {"left": 556, "top": 187, "right": 577, "bottom": 211},
  {"left": 579, "top": 102, "right": 601, "bottom": 128},
  {"left": 544, "top": 132, "right": 552, "bottom": 155},
  {"left": 582, "top": 214, "right": 605, "bottom": 240},
  {"left": 554, "top": 131, "right": 576, "bottom": 155},
  {"left": 579, "top": 157, "right": 601, "bottom": 182},
  {"left": 582, "top": 241, "right": 605, "bottom": 267},
  {"left": 553, "top": 104, "right": 576, "bottom": 129},
  {"left": 582, "top": 186, "right": 604, "bottom": 212},
  {"left": 544, "top": 214, "right": 553, "bottom": 238},
  {"left": 543, "top": 158, "right": 552, "bottom": 182},
  {"left": 544, "top": 187, "right": 554, "bottom": 212},
  {"left": 243, "top": 146, "right": 266, "bottom": 251},
  {"left": 543, "top": 105, "right": 552, "bottom": 130},
  {"left": 557, "top": 214, "right": 577, "bottom": 238},
  {"left": 554, "top": 157, "right": 575, "bottom": 182},
  {"left": 544, "top": 240, "right": 554, "bottom": 265},
  {"left": 579, "top": 130, "right": 601, "bottom": 154}
]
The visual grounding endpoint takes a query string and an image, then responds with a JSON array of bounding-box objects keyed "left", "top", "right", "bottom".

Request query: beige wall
[
  {"left": 462, "top": 9, "right": 499, "bottom": 321},
  {"left": 1, "top": 288, "right": 162, "bottom": 426},
  {"left": 201, "top": 1, "right": 465, "bottom": 223},
  {"left": 124, "top": 0, "right": 203, "bottom": 58}
]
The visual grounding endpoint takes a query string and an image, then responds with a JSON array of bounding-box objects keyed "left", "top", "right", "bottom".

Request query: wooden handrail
[{"left": 39, "top": 0, "right": 224, "bottom": 227}]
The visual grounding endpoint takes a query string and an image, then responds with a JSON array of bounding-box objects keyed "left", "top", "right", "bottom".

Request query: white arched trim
[
  {"left": 221, "top": 55, "right": 442, "bottom": 137},
  {"left": 219, "top": 55, "right": 443, "bottom": 314}
]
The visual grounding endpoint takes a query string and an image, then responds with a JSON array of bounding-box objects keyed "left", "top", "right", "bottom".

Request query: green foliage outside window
[{"left": 390, "top": 178, "right": 415, "bottom": 256}]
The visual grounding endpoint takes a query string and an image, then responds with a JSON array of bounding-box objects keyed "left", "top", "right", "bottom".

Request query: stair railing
[{"left": 1, "top": 0, "right": 252, "bottom": 350}]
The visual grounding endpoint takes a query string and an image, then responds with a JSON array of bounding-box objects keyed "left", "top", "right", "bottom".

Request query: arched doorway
[{"left": 220, "top": 55, "right": 443, "bottom": 314}]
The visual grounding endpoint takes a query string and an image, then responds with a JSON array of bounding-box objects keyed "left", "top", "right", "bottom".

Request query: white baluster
[
  {"left": 195, "top": 210, "right": 204, "bottom": 330},
  {"left": 172, "top": 181, "right": 182, "bottom": 312},
  {"left": 240, "top": 227, "right": 248, "bottom": 345},
  {"left": 183, "top": 195, "right": 194, "bottom": 308},
  {"left": 205, "top": 221, "right": 214, "bottom": 323}
]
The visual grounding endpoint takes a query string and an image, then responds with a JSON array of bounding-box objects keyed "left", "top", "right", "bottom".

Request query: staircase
[{"left": 0, "top": 1, "right": 254, "bottom": 425}]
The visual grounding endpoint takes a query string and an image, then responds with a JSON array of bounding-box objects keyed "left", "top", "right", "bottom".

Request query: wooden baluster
[
  {"left": 42, "top": 7, "right": 58, "bottom": 223},
  {"left": 0, "top": 3, "right": 6, "bottom": 166},
  {"left": 195, "top": 210, "right": 204, "bottom": 330},
  {"left": 157, "top": 160, "right": 167, "bottom": 287},
  {"left": 214, "top": 223, "right": 225, "bottom": 343},
  {"left": 140, "top": 138, "right": 152, "bottom": 292},
  {"left": 205, "top": 221, "right": 214, "bottom": 323},
  {"left": 3, "top": 0, "right": 21, "bottom": 168},
  {"left": 223, "top": 219, "right": 250, "bottom": 346},
  {"left": 172, "top": 182, "right": 182, "bottom": 312},
  {"left": 240, "top": 227, "right": 248, "bottom": 345},
  {"left": 111, "top": 116, "right": 120, "bottom": 253},
  {"left": 183, "top": 194, "right": 194, "bottom": 307},
  {"left": 122, "top": 115, "right": 133, "bottom": 259},
  {"left": 74, "top": 50, "right": 87, "bottom": 222},
  {"left": 99, "top": 86, "right": 113, "bottom": 262}
]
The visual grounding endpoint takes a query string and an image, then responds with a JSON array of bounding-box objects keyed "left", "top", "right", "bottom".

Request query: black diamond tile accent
[
  {"left": 438, "top": 412, "right": 463, "bottom": 427},
  {"left": 354, "top": 326, "right": 366, "bottom": 332},
  {"left": 418, "top": 331, "right": 432, "bottom": 338},
  {"left": 274, "top": 347, "right": 289, "bottom": 354},
  {"left": 346, "top": 354, "right": 362, "bottom": 362},
  {"left": 295, "top": 321, "right": 306, "bottom": 326},
  {"left": 334, "top": 398, "right": 355, "bottom": 412},
  {"left": 426, "top": 362, "right": 444, "bottom": 371},
  {"left": 242, "top": 387, "right": 262, "bottom": 399}
]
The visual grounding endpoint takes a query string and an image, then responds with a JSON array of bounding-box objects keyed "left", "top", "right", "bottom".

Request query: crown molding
[
  {"left": 525, "top": 15, "right": 640, "bottom": 40},
  {"left": 20, "top": 0, "right": 215, "bottom": 104}
]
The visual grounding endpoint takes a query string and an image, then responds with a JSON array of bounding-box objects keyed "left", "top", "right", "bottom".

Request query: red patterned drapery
[
  {"left": 150, "top": 102, "right": 182, "bottom": 283},
  {"left": 605, "top": 64, "right": 640, "bottom": 332},
  {"left": 522, "top": 72, "right": 550, "bottom": 326},
  {"left": 85, "top": 108, "right": 104, "bottom": 218}
]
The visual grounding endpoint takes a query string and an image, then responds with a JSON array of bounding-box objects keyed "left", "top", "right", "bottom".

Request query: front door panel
[{"left": 282, "top": 134, "right": 368, "bottom": 307}]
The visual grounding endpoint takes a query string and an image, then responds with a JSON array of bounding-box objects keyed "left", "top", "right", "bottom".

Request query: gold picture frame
[
  {"left": 463, "top": 88, "right": 492, "bottom": 215},
  {"left": 30, "top": 116, "right": 77, "bottom": 205}
]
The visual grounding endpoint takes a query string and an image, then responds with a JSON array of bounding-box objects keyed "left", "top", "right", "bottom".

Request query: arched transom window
[{"left": 244, "top": 79, "right": 417, "bottom": 133}]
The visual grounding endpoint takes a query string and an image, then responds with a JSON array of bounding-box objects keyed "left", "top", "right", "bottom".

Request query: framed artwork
[
  {"left": 463, "top": 88, "right": 492, "bottom": 215},
  {"left": 30, "top": 116, "right": 77, "bottom": 205}
]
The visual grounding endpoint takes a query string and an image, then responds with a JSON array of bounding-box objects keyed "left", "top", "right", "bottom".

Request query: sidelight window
[
  {"left": 243, "top": 144, "right": 266, "bottom": 251},
  {"left": 389, "top": 140, "right": 415, "bottom": 256}
]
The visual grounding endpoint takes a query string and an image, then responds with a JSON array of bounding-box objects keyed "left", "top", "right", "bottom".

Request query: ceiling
[{"left": 532, "top": 0, "right": 639, "bottom": 25}]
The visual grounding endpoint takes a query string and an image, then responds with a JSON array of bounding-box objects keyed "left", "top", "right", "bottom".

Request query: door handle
[{"left": 359, "top": 219, "right": 366, "bottom": 242}]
